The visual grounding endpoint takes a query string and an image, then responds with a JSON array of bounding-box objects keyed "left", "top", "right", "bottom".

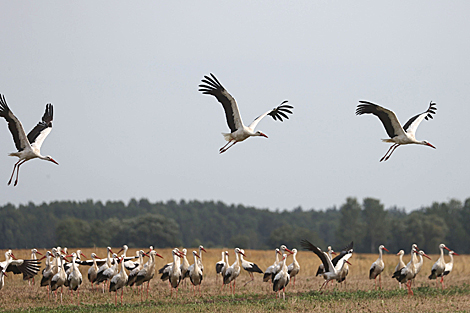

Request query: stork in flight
[
  {"left": 355, "top": 100, "right": 436, "bottom": 161},
  {"left": 0, "top": 95, "right": 58, "bottom": 185},
  {"left": 199, "top": 73, "right": 294, "bottom": 153}
]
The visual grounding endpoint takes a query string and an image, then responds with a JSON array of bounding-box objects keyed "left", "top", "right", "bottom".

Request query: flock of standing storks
[
  {"left": 0, "top": 241, "right": 458, "bottom": 304},
  {"left": 0, "top": 73, "right": 445, "bottom": 304}
]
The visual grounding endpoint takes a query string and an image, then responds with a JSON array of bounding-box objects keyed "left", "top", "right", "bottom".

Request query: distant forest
[{"left": 1, "top": 197, "right": 469, "bottom": 254}]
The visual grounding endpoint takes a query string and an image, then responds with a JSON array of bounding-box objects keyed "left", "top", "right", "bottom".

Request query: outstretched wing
[
  {"left": 0, "top": 94, "right": 29, "bottom": 151},
  {"left": 300, "top": 239, "right": 332, "bottom": 272},
  {"left": 199, "top": 73, "right": 243, "bottom": 133},
  {"left": 331, "top": 241, "right": 353, "bottom": 266},
  {"left": 402, "top": 101, "right": 437, "bottom": 136},
  {"left": 248, "top": 100, "right": 293, "bottom": 130},
  {"left": 27, "top": 103, "right": 53, "bottom": 150},
  {"left": 356, "top": 101, "right": 406, "bottom": 139}
]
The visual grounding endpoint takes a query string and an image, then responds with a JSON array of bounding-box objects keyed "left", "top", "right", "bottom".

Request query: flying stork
[
  {"left": 199, "top": 73, "right": 294, "bottom": 153},
  {"left": 0, "top": 95, "right": 58, "bottom": 185},
  {"left": 355, "top": 100, "right": 436, "bottom": 161}
]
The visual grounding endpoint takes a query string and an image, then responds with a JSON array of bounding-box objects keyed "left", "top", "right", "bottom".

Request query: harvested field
[{"left": 1, "top": 248, "right": 469, "bottom": 312}]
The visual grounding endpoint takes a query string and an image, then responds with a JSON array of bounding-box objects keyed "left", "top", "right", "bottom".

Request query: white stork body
[
  {"left": 239, "top": 249, "right": 263, "bottom": 286},
  {"left": 369, "top": 245, "right": 389, "bottom": 289},
  {"left": 50, "top": 255, "right": 67, "bottom": 303},
  {"left": 188, "top": 245, "right": 207, "bottom": 275},
  {"left": 67, "top": 253, "right": 83, "bottom": 305},
  {"left": 287, "top": 248, "right": 300, "bottom": 288},
  {"left": 0, "top": 95, "right": 58, "bottom": 185},
  {"left": 429, "top": 243, "right": 453, "bottom": 288},
  {"left": 215, "top": 251, "right": 228, "bottom": 282},
  {"left": 135, "top": 250, "right": 163, "bottom": 301},
  {"left": 179, "top": 249, "right": 190, "bottom": 281},
  {"left": 189, "top": 251, "right": 203, "bottom": 296},
  {"left": 414, "top": 250, "right": 431, "bottom": 279},
  {"left": 168, "top": 249, "right": 183, "bottom": 297},
  {"left": 127, "top": 250, "right": 147, "bottom": 287},
  {"left": 271, "top": 245, "right": 293, "bottom": 282},
  {"left": 263, "top": 248, "right": 281, "bottom": 283},
  {"left": 300, "top": 240, "right": 353, "bottom": 292},
  {"left": 87, "top": 253, "right": 101, "bottom": 290},
  {"left": 273, "top": 254, "right": 290, "bottom": 300},
  {"left": 440, "top": 250, "right": 458, "bottom": 289},
  {"left": 0, "top": 269, "right": 6, "bottom": 291},
  {"left": 356, "top": 101, "right": 437, "bottom": 161},
  {"left": 199, "top": 73, "right": 294, "bottom": 153},
  {"left": 392, "top": 247, "right": 420, "bottom": 295},
  {"left": 109, "top": 257, "right": 128, "bottom": 305},
  {"left": 394, "top": 250, "right": 406, "bottom": 289},
  {"left": 223, "top": 248, "right": 245, "bottom": 294}
]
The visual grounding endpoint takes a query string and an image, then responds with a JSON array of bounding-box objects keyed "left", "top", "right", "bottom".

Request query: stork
[
  {"left": 23, "top": 248, "right": 43, "bottom": 285},
  {"left": 199, "top": 73, "right": 294, "bottom": 153},
  {"left": 300, "top": 240, "right": 353, "bottom": 292},
  {"left": 393, "top": 250, "right": 406, "bottom": 289},
  {"left": 392, "top": 247, "right": 420, "bottom": 295},
  {"left": 263, "top": 248, "right": 281, "bottom": 283},
  {"left": 223, "top": 248, "right": 245, "bottom": 295},
  {"left": 439, "top": 250, "right": 458, "bottom": 289},
  {"left": 189, "top": 251, "right": 203, "bottom": 296},
  {"left": 238, "top": 249, "right": 263, "bottom": 286},
  {"left": 273, "top": 254, "right": 290, "bottom": 300},
  {"left": 50, "top": 254, "right": 68, "bottom": 304},
  {"left": 215, "top": 251, "right": 228, "bottom": 283},
  {"left": 287, "top": 248, "right": 300, "bottom": 288},
  {"left": 168, "top": 249, "right": 183, "bottom": 297},
  {"left": 188, "top": 245, "right": 207, "bottom": 274},
  {"left": 316, "top": 246, "right": 336, "bottom": 277},
  {"left": 0, "top": 95, "right": 58, "bottom": 185},
  {"left": 67, "top": 253, "right": 83, "bottom": 305},
  {"left": 429, "top": 243, "right": 453, "bottom": 289},
  {"left": 127, "top": 250, "right": 148, "bottom": 287},
  {"left": 109, "top": 256, "right": 128, "bottom": 305},
  {"left": 369, "top": 245, "right": 389, "bottom": 290},
  {"left": 179, "top": 249, "right": 190, "bottom": 283},
  {"left": 413, "top": 250, "right": 432, "bottom": 280},
  {"left": 135, "top": 250, "right": 163, "bottom": 301},
  {"left": 1, "top": 250, "right": 41, "bottom": 282},
  {"left": 87, "top": 253, "right": 101, "bottom": 290},
  {"left": 356, "top": 100, "right": 436, "bottom": 161}
]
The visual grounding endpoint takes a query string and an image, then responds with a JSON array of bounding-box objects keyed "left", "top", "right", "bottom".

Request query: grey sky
[{"left": 1, "top": 1, "right": 469, "bottom": 212}]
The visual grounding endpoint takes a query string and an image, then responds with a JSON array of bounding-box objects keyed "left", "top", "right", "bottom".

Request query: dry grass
[{"left": 1, "top": 247, "right": 469, "bottom": 312}]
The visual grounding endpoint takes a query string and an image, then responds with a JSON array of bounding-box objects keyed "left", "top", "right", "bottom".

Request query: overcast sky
[{"left": 0, "top": 1, "right": 469, "bottom": 212}]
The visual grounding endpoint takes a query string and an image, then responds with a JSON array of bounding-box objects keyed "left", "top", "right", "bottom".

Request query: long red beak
[
  {"left": 36, "top": 251, "right": 43, "bottom": 256},
  {"left": 345, "top": 260, "right": 352, "bottom": 265},
  {"left": 38, "top": 255, "right": 47, "bottom": 261},
  {"left": 156, "top": 253, "right": 164, "bottom": 259},
  {"left": 427, "top": 143, "right": 436, "bottom": 149},
  {"left": 453, "top": 252, "right": 460, "bottom": 256},
  {"left": 444, "top": 246, "right": 452, "bottom": 252},
  {"left": 423, "top": 253, "right": 432, "bottom": 260},
  {"left": 81, "top": 253, "right": 87, "bottom": 259},
  {"left": 50, "top": 158, "right": 59, "bottom": 165},
  {"left": 383, "top": 247, "right": 390, "bottom": 252}
]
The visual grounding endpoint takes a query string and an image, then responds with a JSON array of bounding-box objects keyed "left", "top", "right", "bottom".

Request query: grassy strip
[{"left": 8, "top": 284, "right": 470, "bottom": 313}]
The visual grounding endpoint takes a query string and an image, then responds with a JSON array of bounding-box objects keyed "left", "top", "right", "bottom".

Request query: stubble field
[{"left": 1, "top": 247, "right": 469, "bottom": 312}]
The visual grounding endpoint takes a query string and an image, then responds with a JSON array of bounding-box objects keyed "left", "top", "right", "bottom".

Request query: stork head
[
  {"left": 421, "top": 140, "right": 436, "bottom": 149},
  {"left": 45, "top": 156, "right": 59, "bottom": 165},
  {"left": 255, "top": 130, "right": 268, "bottom": 138},
  {"left": 379, "top": 245, "right": 389, "bottom": 253}
]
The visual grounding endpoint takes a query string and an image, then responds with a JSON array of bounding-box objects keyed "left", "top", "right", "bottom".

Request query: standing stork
[
  {"left": 189, "top": 251, "right": 203, "bottom": 296},
  {"left": 356, "top": 101, "right": 436, "bottom": 161},
  {"left": 238, "top": 249, "right": 263, "bottom": 286},
  {"left": 0, "top": 95, "right": 58, "bottom": 185},
  {"left": 287, "top": 248, "right": 300, "bottom": 288},
  {"left": 199, "top": 73, "right": 294, "bottom": 153},
  {"left": 223, "top": 248, "right": 245, "bottom": 295},
  {"left": 429, "top": 243, "right": 453, "bottom": 289},
  {"left": 109, "top": 256, "right": 128, "bottom": 305},
  {"left": 263, "top": 248, "right": 281, "bottom": 283},
  {"left": 440, "top": 250, "right": 458, "bottom": 289},
  {"left": 67, "top": 253, "right": 83, "bottom": 305},
  {"left": 369, "top": 245, "right": 389, "bottom": 290},
  {"left": 215, "top": 251, "right": 228, "bottom": 283},
  {"left": 392, "top": 247, "right": 420, "bottom": 295},
  {"left": 393, "top": 250, "right": 406, "bottom": 289},
  {"left": 273, "top": 254, "right": 290, "bottom": 300}
]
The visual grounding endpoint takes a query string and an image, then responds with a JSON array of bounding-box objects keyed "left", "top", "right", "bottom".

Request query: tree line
[{"left": 0, "top": 197, "right": 468, "bottom": 254}]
